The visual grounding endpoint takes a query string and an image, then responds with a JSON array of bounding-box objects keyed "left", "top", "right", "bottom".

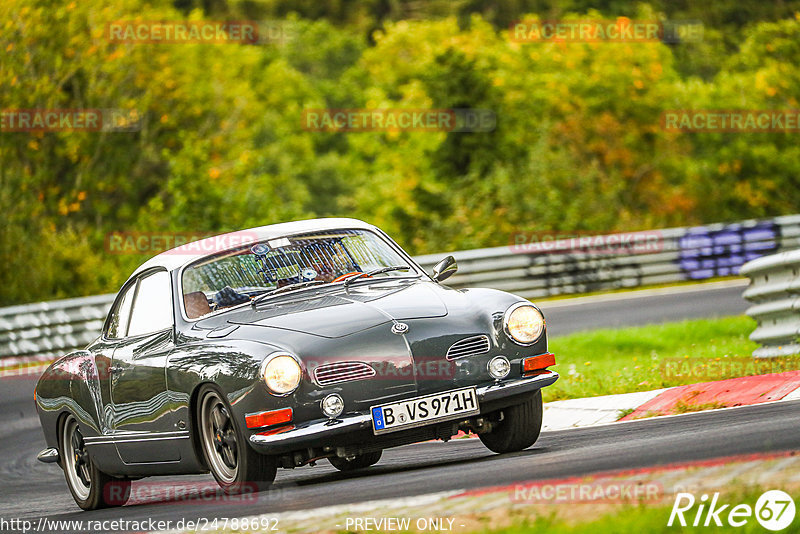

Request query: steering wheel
[{"left": 332, "top": 271, "right": 371, "bottom": 283}]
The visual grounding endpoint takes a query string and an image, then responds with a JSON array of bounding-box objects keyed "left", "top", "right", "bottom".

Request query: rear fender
[{"left": 35, "top": 350, "right": 107, "bottom": 447}]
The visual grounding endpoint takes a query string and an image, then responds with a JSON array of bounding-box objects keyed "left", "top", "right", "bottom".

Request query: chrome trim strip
[
  {"left": 250, "top": 414, "right": 372, "bottom": 450},
  {"left": 83, "top": 430, "right": 189, "bottom": 441},
  {"left": 84, "top": 430, "right": 190, "bottom": 446},
  {"left": 85, "top": 435, "right": 191, "bottom": 447},
  {"left": 476, "top": 371, "right": 559, "bottom": 402}
]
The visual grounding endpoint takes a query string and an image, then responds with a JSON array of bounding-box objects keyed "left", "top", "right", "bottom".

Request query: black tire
[
  {"left": 329, "top": 450, "right": 382, "bottom": 471},
  {"left": 197, "top": 385, "right": 277, "bottom": 494},
  {"left": 59, "top": 414, "right": 131, "bottom": 510},
  {"left": 478, "top": 390, "right": 543, "bottom": 454}
]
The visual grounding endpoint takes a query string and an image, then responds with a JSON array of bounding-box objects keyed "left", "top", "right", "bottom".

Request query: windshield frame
[{"left": 175, "top": 226, "right": 425, "bottom": 323}]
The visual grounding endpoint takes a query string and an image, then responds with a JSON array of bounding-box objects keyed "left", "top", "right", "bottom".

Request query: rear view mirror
[{"left": 432, "top": 256, "right": 458, "bottom": 283}]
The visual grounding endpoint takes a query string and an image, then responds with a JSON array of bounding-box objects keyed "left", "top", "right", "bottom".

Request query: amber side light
[
  {"left": 523, "top": 352, "right": 556, "bottom": 373},
  {"left": 245, "top": 407, "right": 293, "bottom": 429}
]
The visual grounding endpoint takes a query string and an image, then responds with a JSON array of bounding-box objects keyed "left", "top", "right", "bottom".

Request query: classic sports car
[{"left": 35, "top": 218, "right": 558, "bottom": 510}]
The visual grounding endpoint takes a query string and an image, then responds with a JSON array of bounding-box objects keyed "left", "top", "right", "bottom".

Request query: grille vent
[
  {"left": 314, "top": 361, "right": 376, "bottom": 385},
  {"left": 446, "top": 335, "right": 491, "bottom": 360}
]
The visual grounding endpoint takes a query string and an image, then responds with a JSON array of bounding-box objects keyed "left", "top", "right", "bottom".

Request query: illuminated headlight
[
  {"left": 261, "top": 354, "right": 302, "bottom": 395},
  {"left": 321, "top": 394, "right": 344, "bottom": 418},
  {"left": 504, "top": 303, "right": 545, "bottom": 345},
  {"left": 488, "top": 356, "right": 511, "bottom": 380}
]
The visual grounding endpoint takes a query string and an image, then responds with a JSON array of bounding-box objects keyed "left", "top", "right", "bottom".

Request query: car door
[{"left": 109, "top": 269, "right": 182, "bottom": 463}]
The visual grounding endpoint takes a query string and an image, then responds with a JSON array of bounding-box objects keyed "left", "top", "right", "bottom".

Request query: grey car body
[{"left": 34, "top": 218, "right": 558, "bottom": 508}]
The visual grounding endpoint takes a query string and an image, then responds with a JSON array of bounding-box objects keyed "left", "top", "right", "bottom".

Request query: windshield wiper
[
  {"left": 250, "top": 280, "right": 326, "bottom": 307},
  {"left": 343, "top": 265, "right": 411, "bottom": 287}
]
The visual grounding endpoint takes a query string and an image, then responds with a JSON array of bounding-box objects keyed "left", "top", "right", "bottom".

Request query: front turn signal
[
  {"left": 245, "top": 408, "right": 293, "bottom": 429},
  {"left": 523, "top": 353, "right": 556, "bottom": 374}
]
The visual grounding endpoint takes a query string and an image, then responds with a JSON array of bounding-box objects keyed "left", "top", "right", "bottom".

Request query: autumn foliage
[{"left": 1, "top": 0, "right": 799, "bottom": 304}]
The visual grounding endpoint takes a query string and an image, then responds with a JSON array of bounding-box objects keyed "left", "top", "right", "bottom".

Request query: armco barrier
[
  {"left": 416, "top": 215, "right": 800, "bottom": 299},
  {"left": 0, "top": 294, "right": 115, "bottom": 362},
  {"left": 741, "top": 248, "right": 800, "bottom": 358},
  {"left": 2, "top": 215, "right": 800, "bottom": 361}
]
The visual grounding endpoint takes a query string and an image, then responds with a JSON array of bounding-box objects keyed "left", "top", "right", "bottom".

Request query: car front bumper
[{"left": 249, "top": 370, "right": 558, "bottom": 454}]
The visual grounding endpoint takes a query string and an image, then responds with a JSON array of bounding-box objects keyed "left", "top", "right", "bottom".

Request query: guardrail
[
  {"left": 0, "top": 294, "right": 115, "bottom": 364},
  {"left": 2, "top": 214, "right": 800, "bottom": 362},
  {"left": 416, "top": 214, "right": 800, "bottom": 299},
  {"left": 741, "top": 248, "right": 800, "bottom": 358}
]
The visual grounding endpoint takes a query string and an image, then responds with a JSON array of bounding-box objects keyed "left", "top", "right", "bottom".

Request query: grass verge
[
  {"left": 543, "top": 315, "right": 800, "bottom": 402},
  {"left": 471, "top": 488, "right": 797, "bottom": 534},
  {"left": 327, "top": 487, "right": 798, "bottom": 534}
]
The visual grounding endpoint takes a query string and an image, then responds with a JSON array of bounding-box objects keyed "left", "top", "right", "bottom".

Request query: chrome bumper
[
  {"left": 37, "top": 447, "right": 60, "bottom": 464},
  {"left": 249, "top": 371, "right": 558, "bottom": 453},
  {"left": 476, "top": 370, "right": 559, "bottom": 402}
]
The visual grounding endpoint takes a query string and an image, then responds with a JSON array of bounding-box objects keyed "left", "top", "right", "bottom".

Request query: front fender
[{"left": 167, "top": 338, "right": 288, "bottom": 456}]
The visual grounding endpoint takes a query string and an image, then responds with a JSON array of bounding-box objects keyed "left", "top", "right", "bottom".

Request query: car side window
[
  {"left": 105, "top": 283, "right": 136, "bottom": 339},
  {"left": 127, "top": 270, "right": 173, "bottom": 337}
]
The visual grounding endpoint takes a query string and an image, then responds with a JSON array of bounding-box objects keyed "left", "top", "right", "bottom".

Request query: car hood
[{"left": 207, "top": 280, "right": 450, "bottom": 338}]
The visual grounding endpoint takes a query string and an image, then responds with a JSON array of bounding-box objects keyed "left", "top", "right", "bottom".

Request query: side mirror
[{"left": 432, "top": 256, "right": 458, "bottom": 283}]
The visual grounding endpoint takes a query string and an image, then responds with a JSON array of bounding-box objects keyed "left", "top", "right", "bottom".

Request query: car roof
[{"left": 130, "top": 217, "right": 381, "bottom": 279}]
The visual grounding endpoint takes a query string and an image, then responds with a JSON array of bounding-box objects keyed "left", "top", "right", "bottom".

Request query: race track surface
[
  {"left": 0, "top": 280, "right": 774, "bottom": 533},
  {"left": 2, "top": 376, "right": 798, "bottom": 532},
  {"left": 540, "top": 280, "right": 749, "bottom": 336}
]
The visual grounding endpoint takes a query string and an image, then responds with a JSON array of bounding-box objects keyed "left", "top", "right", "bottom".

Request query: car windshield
[{"left": 181, "top": 229, "right": 416, "bottom": 319}]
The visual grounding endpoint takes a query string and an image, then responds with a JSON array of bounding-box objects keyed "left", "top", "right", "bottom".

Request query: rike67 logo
[{"left": 669, "top": 490, "right": 796, "bottom": 531}]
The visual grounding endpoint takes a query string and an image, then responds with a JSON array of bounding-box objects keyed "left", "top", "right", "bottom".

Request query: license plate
[{"left": 371, "top": 387, "right": 479, "bottom": 435}]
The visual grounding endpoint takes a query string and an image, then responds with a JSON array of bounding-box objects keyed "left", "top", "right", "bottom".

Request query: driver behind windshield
[{"left": 181, "top": 229, "right": 412, "bottom": 319}]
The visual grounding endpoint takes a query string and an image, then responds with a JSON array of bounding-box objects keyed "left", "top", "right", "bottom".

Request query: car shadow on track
[
  {"left": 82, "top": 443, "right": 555, "bottom": 509},
  {"left": 280, "top": 444, "right": 554, "bottom": 488}
]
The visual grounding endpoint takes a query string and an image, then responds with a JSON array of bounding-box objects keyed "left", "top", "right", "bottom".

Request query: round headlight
[
  {"left": 504, "top": 303, "right": 545, "bottom": 345},
  {"left": 261, "top": 354, "right": 302, "bottom": 395}
]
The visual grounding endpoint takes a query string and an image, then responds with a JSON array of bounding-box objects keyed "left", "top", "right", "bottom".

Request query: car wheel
[
  {"left": 197, "top": 385, "right": 277, "bottom": 494},
  {"left": 329, "top": 450, "right": 382, "bottom": 471},
  {"left": 478, "top": 390, "right": 543, "bottom": 454},
  {"left": 59, "top": 414, "right": 131, "bottom": 510}
]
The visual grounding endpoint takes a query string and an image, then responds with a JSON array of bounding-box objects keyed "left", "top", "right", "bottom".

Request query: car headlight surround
[
  {"left": 261, "top": 353, "right": 303, "bottom": 395},
  {"left": 503, "top": 303, "right": 545, "bottom": 345}
]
